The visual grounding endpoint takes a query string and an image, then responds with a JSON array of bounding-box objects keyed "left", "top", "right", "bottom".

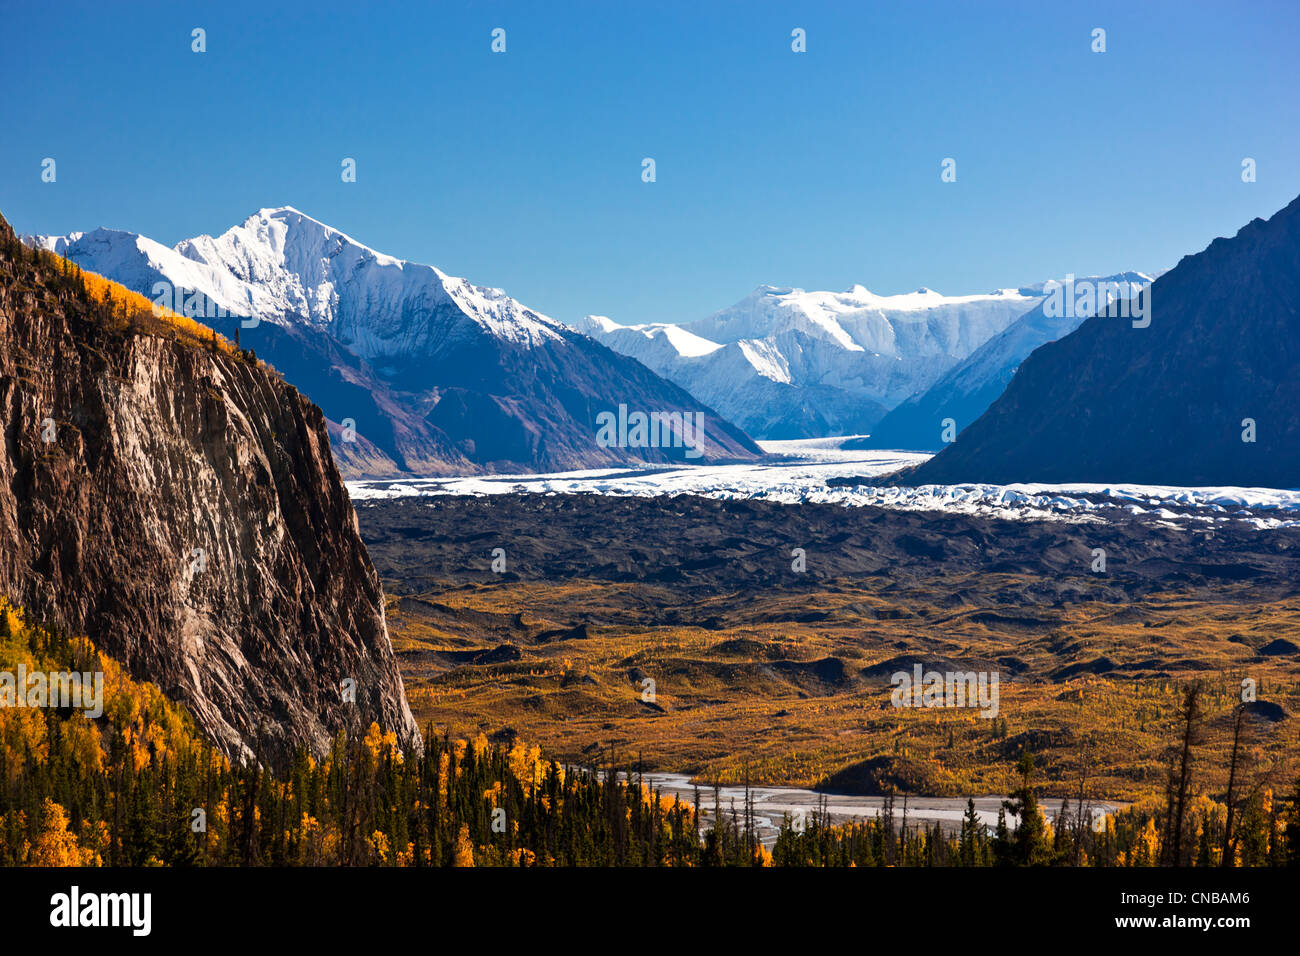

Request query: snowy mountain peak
[
  {"left": 255, "top": 204, "right": 310, "bottom": 219},
  {"left": 34, "top": 207, "right": 564, "bottom": 353},
  {"left": 741, "top": 284, "right": 793, "bottom": 299},
  {"left": 578, "top": 314, "right": 622, "bottom": 334},
  {"left": 581, "top": 274, "right": 1114, "bottom": 441},
  {"left": 28, "top": 226, "right": 140, "bottom": 258},
  {"left": 684, "top": 281, "right": 1041, "bottom": 357},
  {"left": 570, "top": 315, "right": 723, "bottom": 367},
  {"left": 21, "top": 208, "right": 764, "bottom": 476}
]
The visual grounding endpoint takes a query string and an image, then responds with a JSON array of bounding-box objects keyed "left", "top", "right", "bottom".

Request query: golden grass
[{"left": 389, "top": 576, "right": 1300, "bottom": 801}]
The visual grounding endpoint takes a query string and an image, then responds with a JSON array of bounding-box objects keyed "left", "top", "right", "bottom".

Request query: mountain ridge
[
  {"left": 578, "top": 282, "right": 1052, "bottom": 440},
  {"left": 27, "top": 208, "right": 762, "bottom": 476},
  {"left": 904, "top": 195, "right": 1300, "bottom": 487}
]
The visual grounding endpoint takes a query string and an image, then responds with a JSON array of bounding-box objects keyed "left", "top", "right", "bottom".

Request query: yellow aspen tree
[
  {"left": 453, "top": 824, "right": 475, "bottom": 867},
  {"left": 30, "top": 799, "right": 82, "bottom": 866}
]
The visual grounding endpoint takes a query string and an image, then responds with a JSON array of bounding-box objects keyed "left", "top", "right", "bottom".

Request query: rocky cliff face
[{"left": 0, "top": 210, "right": 419, "bottom": 766}]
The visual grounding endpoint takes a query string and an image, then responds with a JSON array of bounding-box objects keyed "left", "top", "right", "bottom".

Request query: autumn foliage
[
  {"left": 0, "top": 232, "right": 244, "bottom": 359},
  {"left": 0, "top": 599, "right": 707, "bottom": 866},
  {"left": 3, "top": 597, "right": 1298, "bottom": 867}
]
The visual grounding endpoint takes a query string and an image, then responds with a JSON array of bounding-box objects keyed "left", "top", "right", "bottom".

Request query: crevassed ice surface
[{"left": 347, "top": 438, "right": 1300, "bottom": 530}]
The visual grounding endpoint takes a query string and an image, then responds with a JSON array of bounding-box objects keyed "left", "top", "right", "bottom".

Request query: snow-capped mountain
[
  {"left": 576, "top": 284, "right": 1045, "bottom": 439},
  {"left": 27, "top": 208, "right": 761, "bottom": 476},
  {"left": 855, "top": 272, "right": 1158, "bottom": 451},
  {"left": 686, "top": 283, "right": 1039, "bottom": 356},
  {"left": 31, "top": 208, "right": 564, "bottom": 356}
]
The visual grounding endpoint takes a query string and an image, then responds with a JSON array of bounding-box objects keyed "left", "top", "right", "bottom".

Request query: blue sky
[{"left": 2, "top": 0, "right": 1298, "bottom": 325}]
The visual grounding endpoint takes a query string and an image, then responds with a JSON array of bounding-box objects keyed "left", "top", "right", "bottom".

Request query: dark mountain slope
[
  {"left": 907, "top": 196, "right": 1300, "bottom": 487},
  {"left": 855, "top": 273, "right": 1153, "bottom": 452},
  {"left": 202, "top": 315, "right": 473, "bottom": 477}
]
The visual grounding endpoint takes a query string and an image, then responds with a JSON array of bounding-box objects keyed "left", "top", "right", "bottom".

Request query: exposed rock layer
[{"left": 0, "top": 211, "right": 419, "bottom": 765}]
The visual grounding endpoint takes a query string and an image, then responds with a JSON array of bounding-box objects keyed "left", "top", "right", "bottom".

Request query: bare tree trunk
[
  {"left": 1220, "top": 704, "right": 1247, "bottom": 867},
  {"left": 1073, "top": 734, "right": 1093, "bottom": 866},
  {"left": 1161, "top": 682, "right": 1203, "bottom": 866}
]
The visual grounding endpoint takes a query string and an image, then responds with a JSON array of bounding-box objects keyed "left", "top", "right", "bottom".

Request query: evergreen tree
[{"left": 1001, "top": 752, "right": 1050, "bottom": 866}]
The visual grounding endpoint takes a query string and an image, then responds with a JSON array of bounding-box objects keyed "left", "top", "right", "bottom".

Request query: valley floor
[{"left": 355, "top": 466, "right": 1300, "bottom": 807}]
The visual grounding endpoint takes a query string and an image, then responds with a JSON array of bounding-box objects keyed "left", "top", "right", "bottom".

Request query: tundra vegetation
[{"left": 362, "top": 496, "right": 1300, "bottom": 803}]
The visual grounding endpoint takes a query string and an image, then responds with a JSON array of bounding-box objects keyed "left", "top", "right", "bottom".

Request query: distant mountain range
[
  {"left": 850, "top": 272, "right": 1157, "bottom": 451},
  {"left": 27, "top": 208, "right": 761, "bottom": 477},
  {"left": 577, "top": 284, "right": 1047, "bottom": 439},
  {"left": 28, "top": 207, "right": 1180, "bottom": 477},
  {"left": 907, "top": 194, "right": 1300, "bottom": 487}
]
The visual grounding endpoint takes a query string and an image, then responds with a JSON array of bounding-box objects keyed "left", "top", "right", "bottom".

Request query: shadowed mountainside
[{"left": 905, "top": 196, "right": 1300, "bottom": 486}]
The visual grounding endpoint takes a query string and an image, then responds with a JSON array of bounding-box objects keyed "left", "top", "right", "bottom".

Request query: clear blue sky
[{"left": 3, "top": 0, "right": 1298, "bottom": 325}]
